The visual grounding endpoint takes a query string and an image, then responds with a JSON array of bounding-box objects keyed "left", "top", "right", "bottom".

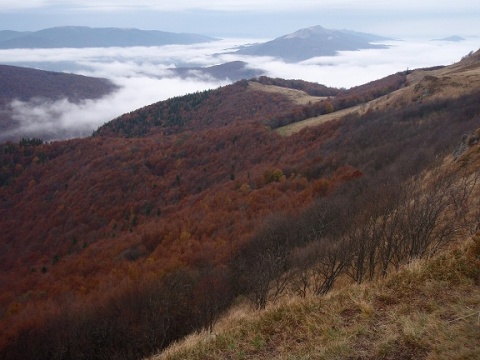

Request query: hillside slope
[
  {"left": 156, "top": 92, "right": 480, "bottom": 359},
  {"left": 157, "top": 234, "right": 480, "bottom": 359},
  {"left": 0, "top": 64, "right": 117, "bottom": 141},
  {"left": 1, "top": 50, "right": 480, "bottom": 359},
  {"left": 261, "top": 50, "right": 480, "bottom": 135}
]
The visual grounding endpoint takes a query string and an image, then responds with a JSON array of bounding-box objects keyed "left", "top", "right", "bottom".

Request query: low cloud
[
  {"left": 0, "top": 37, "right": 479, "bottom": 141},
  {"left": 3, "top": 75, "right": 230, "bottom": 141},
  {"left": 224, "top": 39, "right": 480, "bottom": 88}
]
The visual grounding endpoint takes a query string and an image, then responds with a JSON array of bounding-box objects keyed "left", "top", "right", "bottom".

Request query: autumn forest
[{"left": 1, "top": 50, "right": 480, "bottom": 359}]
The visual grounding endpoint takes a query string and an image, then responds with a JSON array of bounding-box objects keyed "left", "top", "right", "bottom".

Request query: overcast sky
[{"left": 1, "top": 0, "right": 479, "bottom": 38}]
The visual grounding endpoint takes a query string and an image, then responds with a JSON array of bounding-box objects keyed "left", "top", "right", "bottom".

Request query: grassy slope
[
  {"left": 276, "top": 51, "right": 480, "bottom": 136},
  {"left": 152, "top": 53, "right": 480, "bottom": 359},
  {"left": 247, "top": 82, "right": 329, "bottom": 105},
  {"left": 154, "top": 235, "right": 480, "bottom": 360},
  {"left": 154, "top": 138, "right": 480, "bottom": 359}
]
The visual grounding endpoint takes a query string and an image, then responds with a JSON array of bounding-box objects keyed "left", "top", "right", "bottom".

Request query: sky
[
  {"left": 0, "top": 1, "right": 480, "bottom": 141},
  {"left": 1, "top": 0, "right": 479, "bottom": 38}
]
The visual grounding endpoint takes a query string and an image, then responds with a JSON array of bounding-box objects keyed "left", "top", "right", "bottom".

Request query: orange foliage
[{"left": 1, "top": 74, "right": 480, "bottom": 357}]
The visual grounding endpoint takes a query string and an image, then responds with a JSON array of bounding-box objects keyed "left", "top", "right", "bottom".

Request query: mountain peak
[
  {"left": 236, "top": 25, "right": 389, "bottom": 62},
  {"left": 283, "top": 25, "right": 331, "bottom": 39}
]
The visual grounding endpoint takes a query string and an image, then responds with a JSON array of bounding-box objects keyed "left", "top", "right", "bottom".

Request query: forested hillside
[{"left": 1, "top": 50, "right": 480, "bottom": 359}]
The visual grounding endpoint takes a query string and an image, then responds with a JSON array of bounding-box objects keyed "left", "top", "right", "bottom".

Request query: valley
[
  {"left": 0, "top": 64, "right": 117, "bottom": 141},
  {"left": 0, "top": 47, "right": 480, "bottom": 360}
]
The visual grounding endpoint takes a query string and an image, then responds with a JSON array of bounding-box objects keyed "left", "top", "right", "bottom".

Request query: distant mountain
[
  {"left": 0, "top": 26, "right": 217, "bottom": 49},
  {"left": 0, "top": 64, "right": 116, "bottom": 102},
  {"left": 0, "top": 30, "right": 30, "bottom": 42},
  {"left": 0, "top": 64, "right": 117, "bottom": 141},
  {"left": 235, "top": 25, "right": 390, "bottom": 62},
  {"left": 432, "top": 35, "right": 465, "bottom": 42},
  {"left": 172, "top": 61, "right": 265, "bottom": 81}
]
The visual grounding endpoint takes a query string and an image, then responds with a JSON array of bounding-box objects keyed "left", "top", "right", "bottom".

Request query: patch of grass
[{"left": 152, "top": 237, "right": 480, "bottom": 360}]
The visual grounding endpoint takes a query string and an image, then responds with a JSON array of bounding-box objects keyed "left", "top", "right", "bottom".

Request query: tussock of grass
[{"left": 152, "top": 236, "right": 480, "bottom": 359}]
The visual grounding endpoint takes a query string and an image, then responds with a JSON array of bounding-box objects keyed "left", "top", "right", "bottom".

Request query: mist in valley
[{"left": 0, "top": 37, "right": 479, "bottom": 142}]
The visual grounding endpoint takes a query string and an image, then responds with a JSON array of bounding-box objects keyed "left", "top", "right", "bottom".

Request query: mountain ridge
[
  {"left": 0, "top": 26, "right": 218, "bottom": 49},
  {"left": 171, "top": 61, "right": 265, "bottom": 82},
  {"left": 235, "top": 25, "right": 390, "bottom": 62}
]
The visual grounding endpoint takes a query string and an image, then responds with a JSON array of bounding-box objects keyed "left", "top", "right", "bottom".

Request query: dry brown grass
[
  {"left": 150, "top": 235, "right": 480, "bottom": 360},
  {"left": 274, "top": 54, "right": 480, "bottom": 136},
  {"left": 248, "top": 81, "right": 329, "bottom": 105},
  {"left": 277, "top": 105, "right": 363, "bottom": 136}
]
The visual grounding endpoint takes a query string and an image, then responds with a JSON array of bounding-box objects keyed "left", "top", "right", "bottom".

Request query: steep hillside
[
  {"left": 262, "top": 50, "right": 480, "bottom": 135},
  {"left": 0, "top": 64, "right": 117, "bottom": 141},
  {"left": 93, "top": 79, "right": 309, "bottom": 137},
  {"left": 1, "top": 51, "right": 480, "bottom": 359},
  {"left": 157, "top": 234, "right": 480, "bottom": 360},
  {"left": 94, "top": 72, "right": 407, "bottom": 138},
  {"left": 156, "top": 73, "right": 480, "bottom": 358}
]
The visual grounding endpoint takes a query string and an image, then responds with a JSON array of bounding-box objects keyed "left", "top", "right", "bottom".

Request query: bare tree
[
  {"left": 311, "top": 239, "right": 351, "bottom": 295},
  {"left": 233, "top": 216, "right": 292, "bottom": 309}
]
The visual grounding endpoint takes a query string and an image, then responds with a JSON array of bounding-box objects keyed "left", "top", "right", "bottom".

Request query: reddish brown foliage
[{"left": 1, "top": 75, "right": 480, "bottom": 358}]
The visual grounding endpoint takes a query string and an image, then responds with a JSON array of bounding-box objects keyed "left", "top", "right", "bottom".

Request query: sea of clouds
[{"left": 0, "top": 37, "right": 479, "bottom": 141}]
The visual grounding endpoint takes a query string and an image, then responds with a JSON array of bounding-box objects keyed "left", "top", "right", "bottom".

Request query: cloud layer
[{"left": 1, "top": 37, "right": 479, "bottom": 141}]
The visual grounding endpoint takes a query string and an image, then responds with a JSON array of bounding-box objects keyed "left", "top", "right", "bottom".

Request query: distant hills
[
  {"left": 0, "top": 64, "right": 117, "bottom": 141},
  {"left": 0, "top": 25, "right": 394, "bottom": 81},
  {"left": 0, "top": 61, "right": 263, "bottom": 142},
  {"left": 171, "top": 61, "right": 265, "bottom": 81},
  {"left": 0, "top": 26, "right": 217, "bottom": 49},
  {"left": 432, "top": 35, "right": 465, "bottom": 42},
  {"left": 235, "top": 25, "right": 391, "bottom": 62},
  {"left": 0, "top": 64, "right": 116, "bottom": 102}
]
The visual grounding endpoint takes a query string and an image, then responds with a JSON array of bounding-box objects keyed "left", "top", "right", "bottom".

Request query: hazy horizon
[
  {"left": 1, "top": 36, "right": 479, "bottom": 142},
  {"left": 1, "top": 0, "right": 479, "bottom": 39}
]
